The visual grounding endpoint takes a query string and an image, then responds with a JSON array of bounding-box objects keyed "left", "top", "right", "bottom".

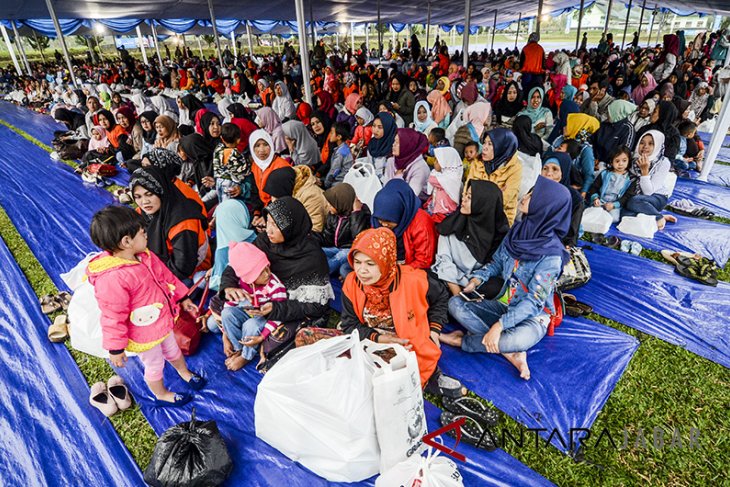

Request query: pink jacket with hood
[{"left": 87, "top": 249, "right": 189, "bottom": 353}]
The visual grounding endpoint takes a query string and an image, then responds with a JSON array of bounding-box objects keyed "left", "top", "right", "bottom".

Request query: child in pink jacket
[{"left": 88, "top": 206, "right": 206, "bottom": 407}]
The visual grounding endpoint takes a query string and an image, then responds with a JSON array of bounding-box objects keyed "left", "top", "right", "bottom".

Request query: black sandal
[
  {"left": 675, "top": 256, "right": 719, "bottom": 286},
  {"left": 443, "top": 396, "right": 500, "bottom": 428},
  {"left": 440, "top": 410, "right": 497, "bottom": 451},
  {"left": 563, "top": 294, "right": 593, "bottom": 316},
  {"left": 425, "top": 369, "right": 466, "bottom": 398}
]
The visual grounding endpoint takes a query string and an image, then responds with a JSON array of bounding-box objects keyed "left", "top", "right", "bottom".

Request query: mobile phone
[
  {"left": 460, "top": 290, "right": 485, "bottom": 302},
  {"left": 242, "top": 305, "right": 260, "bottom": 311}
]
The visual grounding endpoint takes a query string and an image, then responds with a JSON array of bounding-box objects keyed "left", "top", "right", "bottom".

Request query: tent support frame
[
  {"left": 621, "top": 0, "right": 633, "bottom": 50},
  {"left": 43, "top": 0, "right": 78, "bottom": 86},
  {"left": 536, "top": 0, "right": 544, "bottom": 36},
  {"left": 491, "top": 10, "right": 497, "bottom": 52},
  {"left": 207, "top": 0, "right": 224, "bottom": 69},
  {"left": 136, "top": 25, "right": 149, "bottom": 65},
  {"left": 150, "top": 22, "right": 164, "bottom": 68},
  {"left": 11, "top": 21, "right": 31, "bottom": 75},
  {"left": 603, "top": 0, "right": 613, "bottom": 33},
  {"left": 462, "top": 0, "right": 472, "bottom": 67},
  {"left": 575, "top": 0, "right": 585, "bottom": 52},
  {"left": 515, "top": 13, "right": 521, "bottom": 49},
  {"left": 295, "top": 0, "right": 312, "bottom": 104}
]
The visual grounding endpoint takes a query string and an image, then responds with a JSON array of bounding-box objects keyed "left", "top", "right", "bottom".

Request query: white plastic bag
[
  {"left": 363, "top": 340, "right": 427, "bottom": 473},
  {"left": 617, "top": 213, "right": 658, "bottom": 238},
  {"left": 254, "top": 332, "right": 380, "bottom": 482},
  {"left": 581, "top": 207, "right": 613, "bottom": 234},
  {"left": 343, "top": 161, "right": 382, "bottom": 211},
  {"left": 376, "top": 448, "right": 464, "bottom": 487}
]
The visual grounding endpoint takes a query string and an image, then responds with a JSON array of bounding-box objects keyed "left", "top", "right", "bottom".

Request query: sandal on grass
[
  {"left": 660, "top": 250, "right": 700, "bottom": 266},
  {"left": 440, "top": 410, "right": 497, "bottom": 451},
  {"left": 40, "top": 294, "right": 61, "bottom": 314},
  {"left": 56, "top": 292, "right": 72, "bottom": 311},
  {"left": 563, "top": 294, "right": 593, "bottom": 317},
  {"left": 675, "top": 256, "right": 718, "bottom": 287},
  {"left": 48, "top": 314, "right": 69, "bottom": 342},
  {"left": 442, "top": 396, "right": 500, "bottom": 428},
  {"left": 424, "top": 369, "right": 466, "bottom": 399}
]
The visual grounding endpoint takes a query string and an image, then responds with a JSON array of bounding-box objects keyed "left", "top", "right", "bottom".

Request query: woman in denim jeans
[{"left": 440, "top": 177, "right": 572, "bottom": 380}]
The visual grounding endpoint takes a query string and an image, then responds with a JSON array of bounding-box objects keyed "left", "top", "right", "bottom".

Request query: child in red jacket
[{"left": 88, "top": 206, "right": 206, "bottom": 407}]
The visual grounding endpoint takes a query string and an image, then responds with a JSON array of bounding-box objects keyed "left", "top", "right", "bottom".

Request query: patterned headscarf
[
  {"left": 347, "top": 227, "right": 398, "bottom": 320},
  {"left": 145, "top": 148, "right": 182, "bottom": 180}
]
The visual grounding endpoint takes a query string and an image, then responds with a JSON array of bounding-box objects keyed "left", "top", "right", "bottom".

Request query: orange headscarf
[{"left": 348, "top": 228, "right": 398, "bottom": 317}]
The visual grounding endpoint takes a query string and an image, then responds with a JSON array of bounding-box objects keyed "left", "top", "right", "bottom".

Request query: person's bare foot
[
  {"left": 502, "top": 352, "right": 531, "bottom": 380},
  {"left": 664, "top": 214, "right": 677, "bottom": 224},
  {"left": 226, "top": 354, "right": 250, "bottom": 371},
  {"left": 224, "top": 350, "right": 241, "bottom": 366},
  {"left": 222, "top": 334, "right": 235, "bottom": 357},
  {"left": 657, "top": 217, "right": 667, "bottom": 231},
  {"left": 439, "top": 330, "right": 464, "bottom": 347}
]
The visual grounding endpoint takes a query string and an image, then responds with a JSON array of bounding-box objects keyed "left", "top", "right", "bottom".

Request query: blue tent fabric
[
  {"left": 571, "top": 244, "right": 730, "bottom": 369},
  {"left": 606, "top": 215, "right": 730, "bottom": 266},
  {"left": 707, "top": 164, "right": 730, "bottom": 187},
  {"left": 0, "top": 237, "right": 145, "bottom": 485},
  {"left": 671, "top": 178, "right": 730, "bottom": 219},
  {"left": 439, "top": 318, "right": 638, "bottom": 453},
  {"left": 21, "top": 19, "right": 89, "bottom": 37},
  {"left": 98, "top": 18, "right": 144, "bottom": 32},
  {"left": 0, "top": 115, "right": 552, "bottom": 486}
]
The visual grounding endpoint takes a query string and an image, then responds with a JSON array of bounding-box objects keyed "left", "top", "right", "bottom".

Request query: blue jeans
[
  {"left": 448, "top": 296, "right": 548, "bottom": 354},
  {"left": 221, "top": 303, "right": 267, "bottom": 360},
  {"left": 623, "top": 194, "right": 668, "bottom": 220},
  {"left": 323, "top": 247, "right": 351, "bottom": 277}
]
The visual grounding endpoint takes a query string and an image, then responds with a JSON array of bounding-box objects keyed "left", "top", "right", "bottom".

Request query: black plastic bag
[{"left": 144, "top": 408, "right": 233, "bottom": 487}]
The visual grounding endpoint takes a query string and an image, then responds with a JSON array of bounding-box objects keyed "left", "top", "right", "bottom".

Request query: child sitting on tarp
[
  {"left": 674, "top": 121, "right": 704, "bottom": 174},
  {"left": 587, "top": 146, "right": 637, "bottom": 222},
  {"left": 78, "top": 125, "right": 115, "bottom": 171}
]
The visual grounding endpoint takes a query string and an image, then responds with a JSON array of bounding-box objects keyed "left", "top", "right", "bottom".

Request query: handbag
[
  {"left": 173, "top": 274, "right": 210, "bottom": 356},
  {"left": 86, "top": 163, "right": 118, "bottom": 177},
  {"left": 557, "top": 246, "right": 592, "bottom": 291}
]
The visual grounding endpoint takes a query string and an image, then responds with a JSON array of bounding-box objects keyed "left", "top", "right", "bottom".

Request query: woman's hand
[
  {"left": 392, "top": 102, "right": 400, "bottom": 110},
  {"left": 352, "top": 197, "right": 363, "bottom": 212},
  {"left": 430, "top": 331, "right": 441, "bottom": 349},
  {"left": 248, "top": 302, "right": 273, "bottom": 317},
  {"left": 224, "top": 288, "right": 252, "bottom": 303},
  {"left": 110, "top": 351, "right": 128, "bottom": 368},
  {"left": 592, "top": 199, "right": 602, "bottom": 207},
  {"left": 604, "top": 202, "right": 614, "bottom": 211},
  {"left": 638, "top": 154, "right": 651, "bottom": 175},
  {"left": 535, "top": 121, "right": 546, "bottom": 131},
  {"left": 180, "top": 298, "right": 198, "bottom": 315},
  {"left": 378, "top": 334, "right": 412, "bottom": 350},
  {"left": 482, "top": 321, "right": 503, "bottom": 353},
  {"left": 463, "top": 277, "right": 482, "bottom": 294},
  {"left": 202, "top": 176, "right": 215, "bottom": 188},
  {"left": 227, "top": 185, "right": 242, "bottom": 198}
]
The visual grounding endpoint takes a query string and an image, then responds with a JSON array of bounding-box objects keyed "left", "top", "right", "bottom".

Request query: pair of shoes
[
  {"left": 442, "top": 395, "right": 500, "bottom": 428},
  {"left": 675, "top": 255, "right": 719, "bottom": 286},
  {"left": 424, "top": 369, "right": 466, "bottom": 399},
  {"left": 90, "top": 376, "right": 133, "bottom": 417},
  {"left": 39, "top": 291, "right": 72, "bottom": 314},
  {"left": 113, "top": 188, "right": 133, "bottom": 205},
  {"left": 439, "top": 409, "right": 498, "bottom": 451},
  {"left": 589, "top": 234, "right": 622, "bottom": 250},
  {"left": 151, "top": 372, "right": 206, "bottom": 408},
  {"left": 563, "top": 294, "right": 593, "bottom": 317},
  {"left": 620, "top": 240, "right": 643, "bottom": 256}
]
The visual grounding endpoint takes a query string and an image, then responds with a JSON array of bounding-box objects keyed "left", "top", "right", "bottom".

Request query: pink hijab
[
  {"left": 465, "top": 102, "right": 492, "bottom": 138},
  {"left": 345, "top": 93, "right": 361, "bottom": 115},
  {"left": 426, "top": 90, "right": 452, "bottom": 124},
  {"left": 632, "top": 73, "right": 657, "bottom": 105},
  {"left": 88, "top": 125, "right": 110, "bottom": 151}
]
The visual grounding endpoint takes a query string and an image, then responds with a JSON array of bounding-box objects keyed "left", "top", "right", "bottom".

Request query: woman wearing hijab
[
  {"left": 226, "top": 103, "right": 259, "bottom": 152},
  {"left": 388, "top": 73, "right": 416, "bottom": 126},
  {"left": 372, "top": 179, "right": 437, "bottom": 269},
  {"left": 178, "top": 133, "right": 215, "bottom": 203},
  {"left": 367, "top": 113, "right": 398, "bottom": 180},
  {"left": 384, "top": 128, "right": 431, "bottom": 198},
  {"left": 199, "top": 112, "right": 222, "bottom": 153},
  {"left": 652, "top": 34, "right": 680, "bottom": 83},
  {"left": 219, "top": 197, "right": 334, "bottom": 370},
  {"left": 452, "top": 101, "right": 492, "bottom": 158},
  {"left": 129, "top": 166, "right": 211, "bottom": 282},
  {"left": 153, "top": 115, "right": 181, "bottom": 152},
  {"left": 143, "top": 148, "right": 207, "bottom": 217},
  {"left": 512, "top": 115, "right": 544, "bottom": 202},
  {"left": 635, "top": 100, "right": 681, "bottom": 162},
  {"left": 341, "top": 227, "right": 464, "bottom": 397},
  {"left": 282, "top": 120, "right": 321, "bottom": 167},
  {"left": 494, "top": 81, "right": 523, "bottom": 126},
  {"left": 551, "top": 113, "right": 600, "bottom": 195},
  {"left": 138, "top": 110, "right": 159, "bottom": 155},
  {"left": 292, "top": 165, "right": 329, "bottom": 233},
  {"left": 411, "top": 100, "right": 438, "bottom": 136},
  {"left": 442, "top": 177, "right": 571, "bottom": 380},
  {"left": 272, "top": 80, "right": 296, "bottom": 122},
  {"left": 547, "top": 85, "right": 580, "bottom": 144},
  {"left": 54, "top": 107, "right": 87, "bottom": 136},
  {"left": 255, "top": 107, "right": 288, "bottom": 154},
  {"left": 467, "top": 128, "right": 522, "bottom": 225},
  {"left": 249, "top": 129, "right": 293, "bottom": 215},
  {"left": 627, "top": 99, "right": 656, "bottom": 132},
  {"left": 426, "top": 90, "right": 452, "bottom": 129},
  {"left": 209, "top": 200, "right": 257, "bottom": 291},
  {"left": 96, "top": 109, "right": 126, "bottom": 150},
  {"left": 632, "top": 72, "right": 657, "bottom": 105},
  {"left": 540, "top": 152, "right": 583, "bottom": 246},
  {"left": 177, "top": 94, "right": 206, "bottom": 128},
  {"left": 433, "top": 180, "right": 509, "bottom": 295},
  {"left": 518, "top": 87, "right": 553, "bottom": 138},
  {"left": 624, "top": 130, "right": 677, "bottom": 230},
  {"left": 688, "top": 82, "right": 711, "bottom": 122},
  {"left": 337, "top": 93, "right": 362, "bottom": 136},
  {"left": 592, "top": 100, "right": 637, "bottom": 164},
  {"left": 314, "top": 89, "right": 336, "bottom": 120},
  {"left": 310, "top": 111, "right": 334, "bottom": 173}
]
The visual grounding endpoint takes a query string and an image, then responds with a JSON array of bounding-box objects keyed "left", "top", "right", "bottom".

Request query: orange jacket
[
  {"left": 174, "top": 179, "right": 207, "bottom": 218},
  {"left": 343, "top": 265, "right": 441, "bottom": 386},
  {"left": 521, "top": 42, "right": 545, "bottom": 74},
  {"left": 252, "top": 156, "right": 292, "bottom": 207},
  {"left": 167, "top": 218, "right": 212, "bottom": 276}
]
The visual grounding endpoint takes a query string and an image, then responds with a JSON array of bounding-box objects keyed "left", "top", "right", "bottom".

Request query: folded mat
[
  {"left": 0, "top": 115, "right": 551, "bottom": 486},
  {"left": 439, "top": 317, "right": 638, "bottom": 454},
  {"left": 571, "top": 244, "right": 730, "bottom": 369},
  {"left": 0, "top": 236, "right": 145, "bottom": 485},
  {"left": 0, "top": 101, "right": 131, "bottom": 186},
  {"left": 671, "top": 178, "right": 730, "bottom": 219},
  {"left": 606, "top": 214, "right": 730, "bottom": 266}
]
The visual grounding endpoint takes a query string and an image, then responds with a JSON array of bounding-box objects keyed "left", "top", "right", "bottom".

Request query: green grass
[{"left": 1, "top": 119, "right": 729, "bottom": 485}]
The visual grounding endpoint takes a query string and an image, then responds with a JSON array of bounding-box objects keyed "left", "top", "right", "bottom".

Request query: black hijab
[
  {"left": 139, "top": 110, "right": 159, "bottom": 144},
  {"left": 310, "top": 110, "right": 333, "bottom": 149},
  {"left": 200, "top": 112, "right": 221, "bottom": 150},
  {"left": 96, "top": 109, "right": 117, "bottom": 131},
  {"left": 179, "top": 133, "right": 213, "bottom": 186},
  {"left": 263, "top": 166, "right": 296, "bottom": 198},
  {"left": 512, "top": 115, "right": 543, "bottom": 157},
  {"left": 436, "top": 180, "right": 509, "bottom": 264},
  {"left": 495, "top": 81, "right": 523, "bottom": 119},
  {"left": 54, "top": 108, "right": 86, "bottom": 131},
  {"left": 180, "top": 94, "right": 205, "bottom": 120}
]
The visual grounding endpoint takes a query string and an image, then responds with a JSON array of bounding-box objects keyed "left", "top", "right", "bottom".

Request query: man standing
[{"left": 520, "top": 33, "right": 545, "bottom": 94}]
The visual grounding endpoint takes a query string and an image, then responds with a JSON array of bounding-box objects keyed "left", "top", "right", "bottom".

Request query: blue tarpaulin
[
  {"left": 684, "top": 164, "right": 730, "bottom": 188},
  {"left": 0, "top": 236, "right": 145, "bottom": 485},
  {"left": 0, "top": 119, "right": 552, "bottom": 486},
  {"left": 671, "top": 178, "right": 730, "bottom": 219},
  {"left": 572, "top": 244, "right": 730, "bottom": 369}
]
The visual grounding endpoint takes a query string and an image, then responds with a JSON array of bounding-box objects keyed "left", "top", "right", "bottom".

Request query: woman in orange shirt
[{"left": 249, "top": 129, "right": 292, "bottom": 227}]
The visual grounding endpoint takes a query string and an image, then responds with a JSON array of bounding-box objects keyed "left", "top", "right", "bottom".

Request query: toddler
[
  {"left": 587, "top": 146, "right": 636, "bottom": 222},
  {"left": 325, "top": 122, "right": 354, "bottom": 188},
  {"left": 462, "top": 141, "right": 480, "bottom": 180},
  {"left": 674, "top": 121, "right": 704, "bottom": 173},
  {"left": 350, "top": 107, "right": 374, "bottom": 158},
  {"left": 79, "top": 125, "right": 115, "bottom": 171},
  {"left": 212, "top": 122, "right": 251, "bottom": 202},
  {"left": 88, "top": 206, "right": 205, "bottom": 407}
]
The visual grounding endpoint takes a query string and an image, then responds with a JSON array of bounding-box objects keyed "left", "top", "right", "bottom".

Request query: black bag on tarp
[{"left": 144, "top": 408, "right": 233, "bottom": 487}]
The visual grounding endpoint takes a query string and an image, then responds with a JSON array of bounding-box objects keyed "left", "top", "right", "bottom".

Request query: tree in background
[
  {"left": 202, "top": 35, "right": 216, "bottom": 50},
  {"left": 27, "top": 33, "right": 50, "bottom": 63}
]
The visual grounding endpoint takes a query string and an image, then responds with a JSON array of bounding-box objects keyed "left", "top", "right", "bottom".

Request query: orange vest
[
  {"left": 167, "top": 218, "right": 212, "bottom": 274},
  {"left": 522, "top": 42, "right": 544, "bottom": 74},
  {"left": 252, "top": 156, "right": 292, "bottom": 206},
  {"left": 343, "top": 265, "right": 441, "bottom": 386},
  {"left": 174, "top": 179, "right": 207, "bottom": 218}
]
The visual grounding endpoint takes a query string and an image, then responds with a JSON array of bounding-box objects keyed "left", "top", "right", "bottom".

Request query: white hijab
[
  {"left": 429, "top": 147, "right": 463, "bottom": 203},
  {"left": 249, "top": 129, "right": 275, "bottom": 170},
  {"left": 632, "top": 129, "right": 666, "bottom": 175}
]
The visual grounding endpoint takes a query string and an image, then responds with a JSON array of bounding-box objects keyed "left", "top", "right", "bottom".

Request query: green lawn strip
[{"left": 0, "top": 207, "right": 156, "bottom": 468}]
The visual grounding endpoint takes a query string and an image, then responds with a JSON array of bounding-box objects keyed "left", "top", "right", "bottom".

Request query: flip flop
[
  {"left": 442, "top": 396, "right": 500, "bottom": 428},
  {"left": 39, "top": 294, "right": 61, "bottom": 314},
  {"left": 675, "top": 256, "right": 719, "bottom": 286},
  {"left": 48, "top": 314, "right": 69, "bottom": 342},
  {"left": 660, "top": 250, "right": 701, "bottom": 266},
  {"left": 424, "top": 369, "right": 466, "bottom": 399},
  {"left": 440, "top": 410, "right": 497, "bottom": 451}
]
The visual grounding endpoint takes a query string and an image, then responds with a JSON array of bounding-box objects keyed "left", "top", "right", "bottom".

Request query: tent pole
[
  {"left": 514, "top": 13, "right": 521, "bottom": 50},
  {"left": 377, "top": 0, "right": 382, "bottom": 62},
  {"left": 350, "top": 22, "right": 355, "bottom": 52},
  {"left": 536, "top": 0, "right": 544, "bottom": 37},
  {"left": 231, "top": 31, "right": 237, "bottom": 59},
  {"left": 426, "top": 1, "right": 431, "bottom": 57},
  {"left": 603, "top": 0, "right": 612, "bottom": 34},
  {"left": 0, "top": 25, "right": 21, "bottom": 76},
  {"left": 11, "top": 21, "right": 31, "bottom": 75},
  {"left": 646, "top": 6, "right": 655, "bottom": 47},
  {"left": 245, "top": 21, "right": 254, "bottom": 57},
  {"left": 491, "top": 11, "right": 497, "bottom": 51},
  {"left": 310, "top": 1, "right": 316, "bottom": 52},
  {"left": 365, "top": 23, "right": 369, "bottom": 53},
  {"left": 295, "top": 0, "right": 312, "bottom": 104},
  {"left": 197, "top": 36, "right": 204, "bottom": 58},
  {"left": 136, "top": 26, "right": 149, "bottom": 65},
  {"left": 575, "top": 0, "right": 585, "bottom": 52},
  {"left": 462, "top": 0, "right": 472, "bottom": 67},
  {"left": 636, "top": 0, "right": 646, "bottom": 46},
  {"left": 150, "top": 22, "right": 164, "bottom": 68},
  {"left": 207, "top": 0, "right": 224, "bottom": 69},
  {"left": 699, "top": 85, "right": 730, "bottom": 181},
  {"left": 621, "top": 0, "right": 633, "bottom": 50},
  {"left": 43, "top": 0, "right": 78, "bottom": 87}
]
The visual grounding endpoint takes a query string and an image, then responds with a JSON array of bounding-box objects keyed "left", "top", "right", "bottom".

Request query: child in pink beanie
[{"left": 219, "top": 242, "right": 287, "bottom": 371}]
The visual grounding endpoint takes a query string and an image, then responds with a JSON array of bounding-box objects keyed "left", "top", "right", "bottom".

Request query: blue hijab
[
  {"left": 548, "top": 86, "right": 580, "bottom": 144},
  {"left": 541, "top": 151, "right": 573, "bottom": 187},
  {"left": 484, "top": 128, "right": 518, "bottom": 174},
  {"left": 503, "top": 176, "right": 572, "bottom": 265},
  {"left": 210, "top": 199, "right": 256, "bottom": 290},
  {"left": 371, "top": 179, "right": 420, "bottom": 238},
  {"left": 368, "top": 112, "right": 397, "bottom": 158}
]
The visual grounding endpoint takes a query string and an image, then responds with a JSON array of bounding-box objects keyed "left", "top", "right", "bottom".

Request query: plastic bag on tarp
[
  {"left": 581, "top": 207, "right": 613, "bottom": 234},
  {"left": 144, "top": 408, "right": 233, "bottom": 487},
  {"left": 375, "top": 447, "right": 464, "bottom": 487},
  {"left": 617, "top": 213, "right": 657, "bottom": 238}
]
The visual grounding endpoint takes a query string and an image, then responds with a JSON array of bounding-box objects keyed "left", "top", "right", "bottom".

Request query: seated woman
[
  {"left": 309, "top": 111, "right": 334, "bottom": 177},
  {"left": 441, "top": 177, "right": 572, "bottom": 380},
  {"left": 452, "top": 101, "right": 492, "bottom": 158},
  {"left": 384, "top": 128, "right": 430, "bottom": 198},
  {"left": 341, "top": 227, "right": 463, "bottom": 396},
  {"left": 411, "top": 101, "right": 438, "bottom": 136},
  {"left": 282, "top": 120, "right": 321, "bottom": 167},
  {"left": 372, "top": 179, "right": 437, "bottom": 270},
  {"left": 209, "top": 199, "right": 256, "bottom": 291},
  {"left": 512, "top": 114, "right": 544, "bottom": 202},
  {"left": 591, "top": 100, "right": 637, "bottom": 166},
  {"left": 293, "top": 165, "right": 329, "bottom": 233},
  {"left": 153, "top": 115, "right": 181, "bottom": 153},
  {"left": 255, "top": 107, "right": 288, "bottom": 154},
  {"left": 467, "top": 128, "right": 522, "bottom": 225},
  {"left": 551, "top": 113, "right": 599, "bottom": 196},
  {"left": 518, "top": 87, "right": 553, "bottom": 139},
  {"left": 142, "top": 148, "right": 207, "bottom": 218},
  {"left": 219, "top": 197, "right": 334, "bottom": 370},
  {"left": 129, "top": 166, "right": 212, "bottom": 282},
  {"left": 115, "top": 107, "right": 142, "bottom": 161},
  {"left": 540, "top": 152, "right": 584, "bottom": 247},
  {"left": 433, "top": 180, "right": 509, "bottom": 296},
  {"left": 248, "top": 129, "right": 292, "bottom": 224},
  {"left": 627, "top": 99, "right": 655, "bottom": 132},
  {"left": 623, "top": 130, "right": 677, "bottom": 230},
  {"left": 314, "top": 183, "right": 372, "bottom": 276},
  {"left": 366, "top": 113, "right": 397, "bottom": 180},
  {"left": 138, "top": 110, "right": 159, "bottom": 156},
  {"left": 97, "top": 109, "right": 126, "bottom": 156}
]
